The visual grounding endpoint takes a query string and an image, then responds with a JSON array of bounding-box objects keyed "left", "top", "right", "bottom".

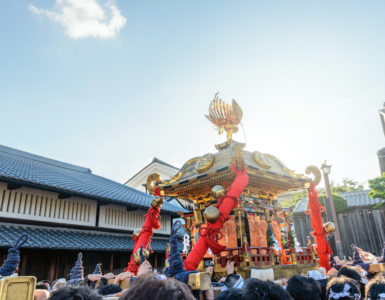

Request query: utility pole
[{"left": 321, "top": 161, "right": 344, "bottom": 258}]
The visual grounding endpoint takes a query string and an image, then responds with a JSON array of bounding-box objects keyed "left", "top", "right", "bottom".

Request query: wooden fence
[{"left": 293, "top": 207, "right": 385, "bottom": 257}]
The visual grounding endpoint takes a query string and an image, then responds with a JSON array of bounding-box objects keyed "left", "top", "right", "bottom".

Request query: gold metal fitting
[
  {"left": 323, "top": 222, "right": 336, "bottom": 235},
  {"left": 133, "top": 247, "right": 150, "bottom": 265},
  {"left": 164, "top": 259, "right": 169, "bottom": 268},
  {"left": 305, "top": 165, "right": 321, "bottom": 186},
  {"left": 203, "top": 206, "right": 220, "bottom": 223},
  {"left": 132, "top": 229, "right": 141, "bottom": 239},
  {"left": 211, "top": 185, "right": 225, "bottom": 199},
  {"left": 151, "top": 196, "right": 164, "bottom": 209},
  {"left": 146, "top": 173, "right": 163, "bottom": 195}
]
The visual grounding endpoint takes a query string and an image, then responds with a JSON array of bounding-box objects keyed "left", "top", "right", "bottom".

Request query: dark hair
[
  {"left": 36, "top": 283, "right": 49, "bottom": 290},
  {"left": 242, "top": 278, "right": 292, "bottom": 300},
  {"left": 337, "top": 266, "right": 364, "bottom": 296},
  {"left": 337, "top": 267, "right": 361, "bottom": 283},
  {"left": 287, "top": 275, "right": 321, "bottom": 300},
  {"left": 215, "top": 288, "right": 243, "bottom": 300},
  {"left": 242, "top": 278, "right": 269, "bottom": 300},
  {"left": 99, "top": 284, "right": 122, "bottom": 296},
  {"left": 326, "top": 277, "right": 360, "bottom": 300},
  {"left": 48, "top": 286, "right": 102, "bottom": 300},
  {"left": 317, "top": 279, "right": 328, "bottom": 300},
  {"left": 365, "top": 276, "right": 385, "bottom": 300},
  {"left": 265, "top": 280, "right": 293, "bottom": 300},
  {"left": 119, "top": 273, "right": 195, "bottom": 300}
]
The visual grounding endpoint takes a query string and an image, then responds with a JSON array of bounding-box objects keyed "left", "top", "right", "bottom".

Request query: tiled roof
[
  {"left": 339, "top": 190, "right": 384, "bottom": 207},
  {"left": 293, "top": 190, "right": 385, "bottom": 213},
  {"left": 0, "top": 224, "right": 177, "bottom": 252},
  {"left": 0, "top": 145, "right": 187, "bottom": 215},
  {"left": 293, "top": 196, "right": 308, "bottom": 213}
]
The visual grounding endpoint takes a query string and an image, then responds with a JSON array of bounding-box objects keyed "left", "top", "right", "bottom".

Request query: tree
[
  {"left": 318, "top": 194, "right": 348, "bottom": 214},
  {"left": 368, "top": 173, "right": 385, "bottom": 200},
  {"left": 280, "top": 190, "right": 307, "bottom": 209},
  {"left": 331, "top": 178, "right": 364, "bottom": 194}
]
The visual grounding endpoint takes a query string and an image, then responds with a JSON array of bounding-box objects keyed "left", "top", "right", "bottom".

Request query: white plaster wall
[
  {"left": 99, "top": 204, "right": 171, "bottom": 234},
  {"left": 0, "top": 182, "right": 97, "bottom": 226}
]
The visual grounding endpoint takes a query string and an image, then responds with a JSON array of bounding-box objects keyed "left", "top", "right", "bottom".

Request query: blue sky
[{"left": 1, "top": 0, "right": 384, "bottom": 187}]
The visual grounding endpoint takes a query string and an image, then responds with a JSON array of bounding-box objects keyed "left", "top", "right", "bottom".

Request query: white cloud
[{"left": 29, "top": 0, "right": 126, "bottom": 39}]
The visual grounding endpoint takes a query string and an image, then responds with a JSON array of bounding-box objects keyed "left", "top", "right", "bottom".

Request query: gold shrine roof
[{"left": 157, "top": 140, "right": 310, "bottom": 201}]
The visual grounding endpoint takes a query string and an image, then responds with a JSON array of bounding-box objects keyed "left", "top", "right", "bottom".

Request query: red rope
[
  {"left": 184, "top": 165, "right": 249, "bottom": 271},
  {"left": 125, "top": 206, "right": 162, "bottom": 274}
]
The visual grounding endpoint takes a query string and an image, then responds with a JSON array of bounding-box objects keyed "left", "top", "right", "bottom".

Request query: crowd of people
[
  {"left": 0, "top": 223, "right": 384, "bottom": 300},
  {"left": 30, "top": 255, "right": 385, "bottom": 300}
]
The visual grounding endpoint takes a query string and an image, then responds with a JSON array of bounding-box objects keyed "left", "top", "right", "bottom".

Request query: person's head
[
  {"left": 119, "top": 273, "right": 195, "bottom": 300},
  {"left": 34, "top": 289, "right": 50, "bottom": 300},
  {"left": 338, "top": 266, "right": 365, "bottom": 295},
  {"left": 287, "top": 275, "right": 321, "bottom": 300},
  {"left": 337, "top": 267, "right": 361, "bottom": 283},
  {"left": 365, "top": 276, "right": 385, "bottom": 300},
  {"left": 99, "top": 284, "right": 122, "bottom": 296},
  {"left": 326, "top": 277, "right": 360, "bottom": 300},
  {"left": 242, "top": 278, "right": 269, "bottom": 300},
  {"left": 36, "top": 282, "right": 49, "bottom": 290},
  {"left": 48, "top": 286, "right": 102, "bottom": 300},
  {"left": 265, "top": 280, "right": 293, "bottom": 300},
  {"left": 242, "top": 278, "right": 292, "bottom": 300},
  {"left": 215, "top": 288, "right": 243, "bottom": 300}
]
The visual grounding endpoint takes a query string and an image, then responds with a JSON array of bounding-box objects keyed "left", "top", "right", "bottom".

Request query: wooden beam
[
  {"left": 7, "top": 183, "right": 21, "bottom": 190},
  {"left": 58, "top": 193, "right": 71, "bottom": 199},
  {"left": 21, "top": 253, "right": 28, "bottom": 276},
  {"left": 109, "top": 253, "right": 114, "bottom": 273}
]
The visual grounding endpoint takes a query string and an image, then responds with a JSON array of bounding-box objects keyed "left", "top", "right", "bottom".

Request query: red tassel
[{"left": 307, "top": 182, "right": 332, "bottom": 271}]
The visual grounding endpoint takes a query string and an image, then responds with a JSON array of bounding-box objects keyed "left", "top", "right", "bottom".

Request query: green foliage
[
  {"left": 318, "top": 194, "right": 348, "bottom": 214},
  {"left": 280, "top": 190, "right": 307, "bottom": 209},
  {"left": 373, "top": 202, "right": 384, "bottom": 209},
  {"left": 331, "top": 178, "right": 364, "bottom": 194},
  {"left": 289, "top": 230, "right": 295, "bottom": 247},
  {"left": 368, "top": 173, "right": 385, "bottom": 200}
]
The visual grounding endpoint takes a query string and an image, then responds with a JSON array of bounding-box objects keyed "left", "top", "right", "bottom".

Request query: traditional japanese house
[{"left": 0, "top": 145, "right": 186, "bottom": 282}]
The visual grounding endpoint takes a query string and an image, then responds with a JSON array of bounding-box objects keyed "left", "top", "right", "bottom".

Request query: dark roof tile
[
  {"left": 0, "top": 224, "right": 177, "bottom": 252},
  {"left": 0, "top": 145, "right": 187, "bottom": 215}
]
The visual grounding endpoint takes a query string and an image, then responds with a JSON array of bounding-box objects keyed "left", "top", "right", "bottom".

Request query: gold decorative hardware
[
  {"left": 323, "top": 222, "right": 336, "bottom": 235},
  {"left": 196, "top": 153, "right": 215, "bottom": 173},
  {"left": 211, "top": 185, "right": 226, "bottom": 199},
  {"left": 151, "top": 196, "right": 164, "bottom": 209},
  {"left": 252, "top": 151, "right": 272, "bottom": 169},
  {"left": 232, "top": 143, "right": 245, "bottom": 170},
  {"left": 146, "top": 173, "right": 163, "bottom": 195},
  {"left": 133, "top": 247, "right": 149, "bottom": 265},
  {"left": 205, "top": 93, "right": 243, "bottom": 141},
  {"left": 132, "top": 228, "right": 141, "bottom": 239},
  {"left": 305, "top": 165, "right": 321, "bottom": 186},
  {"left": 203, "top": 206, "right": 220, "bottom": 223}
]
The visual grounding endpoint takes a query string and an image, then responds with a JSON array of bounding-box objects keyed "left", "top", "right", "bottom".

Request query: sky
[{"left": 1, "top": 0, "right": 385, "bottom": 188}]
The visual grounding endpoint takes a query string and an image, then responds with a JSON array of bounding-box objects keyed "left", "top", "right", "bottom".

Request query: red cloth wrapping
[
  {"left": 307, "top": 181, "right": 332, "bottom": 271},
  {"left": 184, "top": 165, "right": 249, "bottom": 271},
  {"left": 125, "top": 206, "right": 161, "bottom": 274}
]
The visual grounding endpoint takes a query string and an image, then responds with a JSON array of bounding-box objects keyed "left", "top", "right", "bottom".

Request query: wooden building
[
  {"left": 0, "top": 145, "right": 186, "bottom": 282},
  {"left": 293, "top": 190, "right": 385, "bottom": 257}
]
